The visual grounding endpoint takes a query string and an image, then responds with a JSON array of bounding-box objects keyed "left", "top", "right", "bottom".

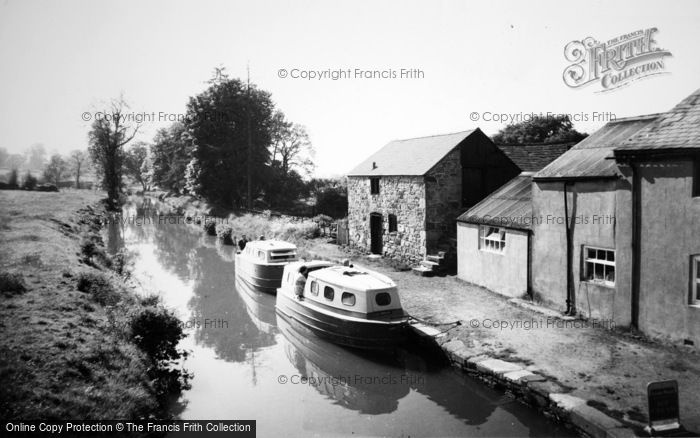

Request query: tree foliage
[
  {"left": 184, "top": 78, "right": 274, "bottom": 208},
  {"left": 42, "top": 154, "right": 68, "bottom": 186},
  {"left": 124, "top": 142, "right": 150, "bottom": 192},
  {"left": 492, "top": 115, "right": 587, "bottom": 144},
  {"left": 150, "top": 123, "right": 191, "bottom": 194},
  {"left": 88, "top": 98, "right": 139, "bottom": 209},
  {"left": 309, "top": 178, "right": 348, "bottom": 218}
]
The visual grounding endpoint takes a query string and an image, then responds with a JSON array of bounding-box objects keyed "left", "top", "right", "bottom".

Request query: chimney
[{"left": 372, "top": 161, "right": 377, "bottom": 170}]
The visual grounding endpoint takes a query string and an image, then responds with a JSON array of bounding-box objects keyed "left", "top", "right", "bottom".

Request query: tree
[
  {"left": 150, "top": 123, "right": 191, "bottom": 193},
  {"left": 124, "top": 142, "right": 151, "bottom": 192},
  {"left": 270, "top": 111, "right": 315, "bottom": 177},
  {"left": 26, "top": 144, "right": 47, "bottom": 171},
  {"left": 185, "top": 77, "right": 274, "bottom": 208},
  {"left": 6, "top": 154, "right": 25, "bottom": 170},
  {"left": 492, "top": 115, "right": 587, "bottom": 144},
  {"left": 88, "top": 98, "right": 140, "bottom": 209},
  {"left": 43, "top": 154, "right": 68, "bottom": 186},
  {"left": 69, "top": 150, "right": 89, "bottom": 188},
  {"left": 23, "top": 171, "right": 38, "bottom": 190},
  {"left": 308, "top": 178, "right": 348, "bottom": 218}
]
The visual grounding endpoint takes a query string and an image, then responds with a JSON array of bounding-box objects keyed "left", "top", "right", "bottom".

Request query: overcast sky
[{"left": 1, "top": 0, "right": 699, "bottom": 176}]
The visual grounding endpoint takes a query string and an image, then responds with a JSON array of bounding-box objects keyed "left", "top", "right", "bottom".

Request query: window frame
[
  {"left": 693, "top": 155, "right": 700, "bottom": 198},
  {"left": 341, "top": 292, "right": 356, "bottom": 306},
  {"left": 692, "top": 255, "right": 700, "bottom": 305},
  {"left": 375, "top": 292, "right": 391, "bottom": 306},
  {"left": 370, "top": 177, "right": 380, "bottom": 195},
  {"left": 323, "top": 285, "right": 335, "bottom": 301},
  {"left": 309, "top": 280, "right": 319, "bottom": 296},
  {"left": 478, "top": 225, "right": 506, "bottom": 253},
  {"left": 388, "top": 214, "right": 397, "bottom": 233},
  {"left": 582, "top": 246, "right": 616, "bottom": 287}
]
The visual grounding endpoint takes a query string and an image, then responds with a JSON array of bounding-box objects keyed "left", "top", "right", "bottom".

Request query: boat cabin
[
  {"left": 281, "top": 262, "right": 406, "bottom": 319},
  {"left": 241, "top": 240, "right": 298, "bottom": 264}
]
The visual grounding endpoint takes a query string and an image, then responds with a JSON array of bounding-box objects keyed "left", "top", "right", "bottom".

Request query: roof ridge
[
  {"left": 392, "top": 129, "right": 475, "bottom": 143},
  {"left": 605, "top": 113, "right": 663, "bottom": 124}
]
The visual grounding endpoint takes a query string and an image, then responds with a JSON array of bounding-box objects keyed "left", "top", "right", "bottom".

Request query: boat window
[
  {"left": 375, "top": 292, "right": 391, "bottom": 306},
  {"left": 309, "top": 281, "right": 318, "bottom": 296},
  {"left": 341, "top": 292, "right": 356, "bottom": 306},
  {"left": 257, "top": 250, "right": 265, "bottom": 261},
  {"left": 323, "top": 286, "right": 335, "bottom": 301}
]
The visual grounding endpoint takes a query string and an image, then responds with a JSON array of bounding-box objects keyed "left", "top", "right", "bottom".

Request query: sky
[{"left": 1, "top": 0, "right": 699, "bottom": 177}]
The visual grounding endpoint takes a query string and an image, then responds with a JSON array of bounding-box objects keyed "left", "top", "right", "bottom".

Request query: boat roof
[
  {"left": 309, "top": 266, "right": 396, "bottom": 292},
  {"left": 285, "top": 260, "right": 336, "bottom": 272},
  {"left": 246, "top": 240, "right": 297, "bottom": 251}
]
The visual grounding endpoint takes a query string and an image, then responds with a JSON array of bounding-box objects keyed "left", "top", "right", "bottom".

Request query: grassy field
[{"left": 0, "top": 190, "right": 172, "bottom": 421}]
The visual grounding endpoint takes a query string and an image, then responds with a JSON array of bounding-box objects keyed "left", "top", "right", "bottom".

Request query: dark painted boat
[
  {"left": 275, "top": 261, "right": 409, "bottom": 349},
  {"left": 234, "top": 240, "right": 298, "bottom": 294}
]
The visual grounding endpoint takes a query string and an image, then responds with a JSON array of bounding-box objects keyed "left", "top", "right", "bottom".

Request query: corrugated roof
[
  {"left": 615, "top": 88, "right": 700, "bottom": 152},
  {"left": 534, "top": 114, "right": 660, "bottom": 180},
  {"left": 347, "top": 130, "right": 476, "bottom": 176},
  {"left": 457, "top": 173, "right": 534, "bottom": 230},
  {"left": 496, "top": 142, "right": 575, "bottom": 172}
]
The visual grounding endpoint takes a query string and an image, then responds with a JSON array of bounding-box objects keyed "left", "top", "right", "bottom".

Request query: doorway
[{"left": 370, "top": 213, "right": 383, "bottom": 255}]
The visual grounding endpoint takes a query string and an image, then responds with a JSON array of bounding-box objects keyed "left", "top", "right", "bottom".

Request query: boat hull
[
  {"left": 235, "top": 253, "right": 286, "bottom": 294},
  {"left": 276, "top": 293, "right": 408, "bottom": 350}
]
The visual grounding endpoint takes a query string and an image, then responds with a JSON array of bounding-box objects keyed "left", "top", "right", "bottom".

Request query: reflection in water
[{"left": 106, "top": 197, "right": 572, "bottom": 437}]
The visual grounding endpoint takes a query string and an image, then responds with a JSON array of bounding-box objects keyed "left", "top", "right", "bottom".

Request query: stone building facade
[{"left": 347, "top": 129, "right": 521, "bottom": 265}]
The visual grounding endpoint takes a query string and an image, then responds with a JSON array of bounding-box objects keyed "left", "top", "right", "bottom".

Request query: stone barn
[{"left": 346, "top": 128, "right": 521, "bottom": 266}]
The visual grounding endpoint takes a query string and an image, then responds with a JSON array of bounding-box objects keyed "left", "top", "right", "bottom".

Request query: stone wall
[
  {"left": 347, "top": 176, "right": 426, "bottom": 264},
  {"left": 425, "top": 147, "right": 462, "bottom": 252}
]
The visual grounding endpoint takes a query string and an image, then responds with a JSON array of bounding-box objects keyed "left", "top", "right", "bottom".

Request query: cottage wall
[
  {"left": 457, "top": 222, "right": 529, "bottom": 297},
  {"left": 619, "top": 159, "right": 700, "bottom": 345},
  {"left": 531, "top": 180, "right": 632, "bottom": 324},
  {"left": 425, "top": 148, "right": 462, "bottom": 252},
  {"left": 347, "top": 176, "right": 426, "bottom": 264}
]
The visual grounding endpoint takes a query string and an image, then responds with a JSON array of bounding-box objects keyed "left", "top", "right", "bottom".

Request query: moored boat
[
  {"left": 234, "top": 240, "right": 298, "bottom": 294},
  {"left": 276, "top": 261, "right": 409, "bottom": 349}
]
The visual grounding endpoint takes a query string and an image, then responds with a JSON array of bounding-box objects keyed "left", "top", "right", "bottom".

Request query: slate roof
[
  {"left": 347, "top": 130, "right": 477, "bottom": 176},
  {"left": 615, "top": 88, "right": 700, "bottom": 152},
  {"left": 534, "top": 114, "right": 660, "bottom": 180},
  {"left": 457, "top": 173, "right": 534, "bottom": 231},
  {"left": 496, "top": 142, "right": 575, "bottom": 172}
]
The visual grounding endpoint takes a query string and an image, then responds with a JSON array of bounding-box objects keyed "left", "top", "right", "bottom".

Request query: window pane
[
  {"left": 324, "top": 286, "right": 334, "bottom": 301},
  {"left": 310, "top": 281, "right": 318, "bottom": 295},
  {"left": 607, "top": 251, "right": 615, "bottom": 262},
  {"left": 605, "top": 265, "right": 615, "bottom": 283},
  {"left": 595, "top": 263, "right": 604, "bottom": 280},
  {"left": 375, "top": 292, "right": 391, "bottom": 306},
  {"left": 586, "top": 262, "right": 594, "bottom": 280},
  {"left": 341, "top": 292, "right": 356, "bottom": 306},
  {"left": 588, "top": 248, "right": 596, "bottom": 260}
]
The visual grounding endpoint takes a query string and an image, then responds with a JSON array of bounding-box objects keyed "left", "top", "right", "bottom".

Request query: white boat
[
  {"left": 234, "top": 240, "right": 298, "bottom": 294},
  {"left": 276, "top": 261, "right": 409, "bottom": 349}
]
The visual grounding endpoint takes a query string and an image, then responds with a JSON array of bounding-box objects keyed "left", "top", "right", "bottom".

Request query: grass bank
[{"left": 0, "top": 190, "right": 188, "bottom": 421}]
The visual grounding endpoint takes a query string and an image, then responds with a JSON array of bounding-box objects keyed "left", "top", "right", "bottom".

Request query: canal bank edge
[{"left": 413, "top": 328, "right": 637, "bottom": 438}]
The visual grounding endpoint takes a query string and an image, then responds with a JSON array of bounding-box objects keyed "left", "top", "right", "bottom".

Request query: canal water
[{"left": 106, "top": 199, "right": 571, "bottom": 437}]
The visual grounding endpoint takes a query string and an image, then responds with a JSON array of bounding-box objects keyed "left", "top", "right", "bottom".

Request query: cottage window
[
  {"left": 583, "top": 246, "right": 615, "bottom": 286},
  {"left": 388, "top": 214, "right": 397, "bottom": 233},
  {"left": 323, "top": 285, "right": 335, "bottom": 301},
  {"left": 692, "top": 255, "right": 700, "bottom": 305},
  {"left": 693, "top": 156, "right": 700, "bottom": 197},
  {"left": 309, "top": 281, "right": 319, "bottom": 296},
  {"left": 479, "top": 226, "right": 506, "bottom": 253},
  {"left": 370, "top": 178, "right": 380, "bottom": 195}
]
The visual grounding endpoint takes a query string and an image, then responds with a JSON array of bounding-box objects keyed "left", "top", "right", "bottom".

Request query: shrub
[
  {"left": 202, "top": 219, "right": 217, "bottom": 236},
  {"left": 35, "top": 184, "right": 59, "bottom": 192},
  {"left": 313, "top": 214, "right": 333, "bottom": 227},
  {"left": 129, "top": 307, "right": 185, "bottom": 362},
  {"left": 76, "top": 272, "right": 121, "bottom": 306},
  {"left": 22, "top": 172, "right": 38, "bottom": 190},
  {"left": 215, "top": 223, "right": 235, "bottom": 245},
  {"left": 0, "top": 272, "right": 26, "bottom": 295}
]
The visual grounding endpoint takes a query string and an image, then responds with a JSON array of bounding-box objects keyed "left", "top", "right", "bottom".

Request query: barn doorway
[{"left": 370, "top": 213, "right": 383, "bottom": 255}]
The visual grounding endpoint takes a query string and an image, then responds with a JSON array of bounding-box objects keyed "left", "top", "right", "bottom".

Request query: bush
[
  {"left": 215, "top": 223, "right": 235, "bottom": 245},
  {"left": 22, "top": 172, "right": 38, "bottom": 190},
  {"left": 36, "top": 184, "right": 59, "bottom": 192},
  {"left": 129, "top": 307, "right": 185, "bottom": 362},
  {"left": 202, "top": 219, "right": 217, "bottom": 236},
  {"left": 76, "top": 272, "right": 122, "bottom": 306},
  {"left": 0, "top": 272, "right": 27, "bottom": 295},
  {"left": 313, "top": 214, "right": 333, "bottom": 227}
]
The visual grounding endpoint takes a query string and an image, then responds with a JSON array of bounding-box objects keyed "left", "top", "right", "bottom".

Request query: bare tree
[
  {"left": 88, "top": 97, "right": 140, "bottom": 208},
  {"left": 69, "top": 150, "right": 88, "bottom": 188},
  {"left": 270, "top": 111, "right": 315, "bottom": 177}
]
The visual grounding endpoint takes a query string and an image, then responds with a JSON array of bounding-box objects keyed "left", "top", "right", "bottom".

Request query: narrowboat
[
  {"left": 275, "top": 261, "right": 409, "bottom": 349},
  {"left": 234, "top": 240, "right": 298, "bottom": 294}
]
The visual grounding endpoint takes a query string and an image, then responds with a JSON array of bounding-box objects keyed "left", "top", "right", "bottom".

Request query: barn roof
[
  {"left": 534, "top": 114, "right": 660, "bottom": 180},
  {"left": 457, "top": 173, "right": 534, "bottom": 231},
  {"left": 347, "top": 129, "right": 477, "bottom": 177},
  {"left": 615, "top": 88, "right": 700, "bottom": 153},
  {"left": 496, "top": 142, "right": 575, "bottom": 172}
]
